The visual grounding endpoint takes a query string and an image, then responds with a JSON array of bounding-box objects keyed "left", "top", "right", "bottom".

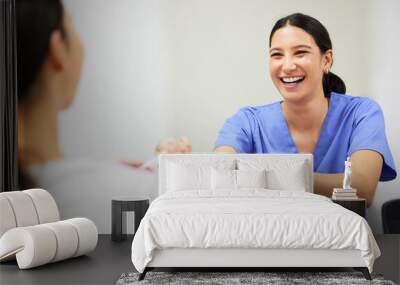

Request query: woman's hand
[
  {"left": 214, "top": 146, "right": 237, "bottom": 153},
  {"left": 314, "top": 150, "right": 383, "bottom": 207},
  {"left": 155, "top": 137, "right": 192, "bottom": 154}
]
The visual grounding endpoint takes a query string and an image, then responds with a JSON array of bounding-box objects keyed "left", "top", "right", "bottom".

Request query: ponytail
[{"left": 323, "top": 71, "right": 346, "bottom": 97}]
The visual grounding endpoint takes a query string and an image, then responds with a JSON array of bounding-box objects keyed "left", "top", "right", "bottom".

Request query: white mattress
[{"left": 131, "top": 190, "right": 380, "bottom": 273}]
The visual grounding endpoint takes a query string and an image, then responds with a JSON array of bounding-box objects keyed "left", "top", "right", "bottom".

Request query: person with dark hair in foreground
[
  {"left": 214, "top": 13, "right": 396, "bottom": 207},
  {"left": 16, "top": 0, "right": 83, "bottom": 170},
  {"left": 15, "top": 0, "right": 190, "bottom": 233}
]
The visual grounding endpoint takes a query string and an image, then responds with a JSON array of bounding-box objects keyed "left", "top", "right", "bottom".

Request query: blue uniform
[{"left": 214, "top": 92, "right": 397, "bottom": 181}]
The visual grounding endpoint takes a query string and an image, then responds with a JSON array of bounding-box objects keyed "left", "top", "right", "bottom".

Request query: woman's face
[{"left": 268, "top": 25, "right": 331, "bottom": 103}]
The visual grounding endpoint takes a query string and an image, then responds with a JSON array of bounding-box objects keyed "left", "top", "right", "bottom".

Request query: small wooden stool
[{"left": 111, "top": 197, "right": 149, "bottom": 241}]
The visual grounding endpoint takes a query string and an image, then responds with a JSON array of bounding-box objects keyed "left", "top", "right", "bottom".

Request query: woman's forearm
[
  {"left": 214, "top": 147, "right": 380, "bottom": 208},
  {"left": 314, "top": 172, "right": 377, "bottom": 208},
  {"left": 313, "top": 172, "right": 342, "bottom": 197}
]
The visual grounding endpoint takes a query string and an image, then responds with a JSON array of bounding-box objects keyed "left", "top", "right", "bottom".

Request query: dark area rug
[{"left": 116, "top": 271, "right": 396, "bottom": 285}]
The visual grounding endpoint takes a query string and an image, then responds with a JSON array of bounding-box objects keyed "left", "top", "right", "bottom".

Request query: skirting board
[{"left": 147, "top": 248, "right": 366, "bottom": 267}]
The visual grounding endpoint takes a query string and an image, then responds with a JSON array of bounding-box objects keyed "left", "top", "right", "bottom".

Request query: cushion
[
  {"left": 0, "top": 226, "right": 57, "bottom": 268},
  {"left": 64, "top": 218, "right": 98, "bottom": 257},
  {"left": 238, "top": 158, "right": 308, "bottom": 191},
  {"left": 166, "top": 159, "right": 235, "bottom": 191},
  {"left": 0, "top": 189, "right": 60, "bottom": 235},
  {"left": 42, "top": 221, "right": 78, "bottom": 262},
  {"left": 211, "top": 169, "right": 267, "bottom": 190},
  {"left": 0, "top": 196, "right": 16, "bottom": 237},
  {"left": 211, "top": 168, "right": 236, "bottom": 190},
  {"left": 23, "top": 189, "right": 60, "bottom": 224},
  {"left": 160, "top": 155, "right": 236, "bottom": 194},
  {"left": 1, "top": 191, "right": 39, "bottom": 227},
  {"left": 265, "top": 163, "right": 307, "bottom": 191},
  {"left": 236, "top": 169, "right": 267, "bottom": 188},
  {"left": 0, "top": 218, "right": 97, "bottom": 269},
  {"left": 167, "top": 163, "right": 211, "bottom": 191}
]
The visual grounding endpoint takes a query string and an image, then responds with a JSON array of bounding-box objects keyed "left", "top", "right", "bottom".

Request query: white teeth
[{"left": 281, "top": 76, "right": 304, "bottom": 83}]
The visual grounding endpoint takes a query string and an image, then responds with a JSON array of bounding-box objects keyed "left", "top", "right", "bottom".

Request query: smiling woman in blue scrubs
[{"left": 214, "top": 13, "right": 397, "bottom": 207}]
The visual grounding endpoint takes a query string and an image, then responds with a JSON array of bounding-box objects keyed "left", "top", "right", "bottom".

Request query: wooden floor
[{"left": 0, "top": 235, "right": 398, "bottom": 285}]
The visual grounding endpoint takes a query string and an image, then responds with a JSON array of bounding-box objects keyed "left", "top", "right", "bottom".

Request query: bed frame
[
  {"left": 138, "top": 154, "right": 372, "bottom": 281},
  {"left": 139, "top": 248, "right": 371, "bottom": 280}
]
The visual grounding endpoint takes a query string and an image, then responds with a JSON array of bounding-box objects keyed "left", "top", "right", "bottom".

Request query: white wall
[
  {"left": 62, "top": 0, "right": 368, "bottom": 157},
  {"left": 62, "top": 0, "right": 174, "bottom": 161},
  {"left": 364, "top": 0, "right": 400, "bottom": 233},
  {"left": 61, "top": 0, "right": 398, "bottom": 233}
]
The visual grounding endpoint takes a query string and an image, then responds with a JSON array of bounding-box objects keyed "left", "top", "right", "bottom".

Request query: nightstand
[
  {"left": 332, "top": 198, "right": 366, "bottom": 218},
  {"left": 111, "top": 197, "right": 149, "bottom": 242}
]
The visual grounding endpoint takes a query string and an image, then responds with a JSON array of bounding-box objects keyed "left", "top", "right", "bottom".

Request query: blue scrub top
[{"left": 214, "top": 92, "right": 397, "bottom": 181}]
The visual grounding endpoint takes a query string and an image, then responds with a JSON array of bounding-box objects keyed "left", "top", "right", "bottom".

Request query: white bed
[{"left": 131, "top": 154, "right": 379, "bottom": 280}]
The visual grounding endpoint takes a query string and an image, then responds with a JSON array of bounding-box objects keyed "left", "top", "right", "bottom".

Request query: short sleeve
[
  {"left": 348, "top": 99, "right": 397, "bottom": 181},
  {"left": 214, "top": 108, "right": 254, "bottom": 153}
]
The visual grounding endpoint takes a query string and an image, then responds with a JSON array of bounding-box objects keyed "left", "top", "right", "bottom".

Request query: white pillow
[
  {"left": 211, "top": 168, "right": 236, "bottom": 190},
  {"left": 236, "top": 169, "right": 267, "bottom": 189},
  {"left": 166, "top": 159, "right": 236, "bottom": 192},
  {"left": 211, "top": 169, "right": 267, "bottom": 190},
  {"left": 237, "top": 158, "right": 308, "bottom": 191},
  {"left": 167, "top": 163, "right": 211, "bottom": 191},
  {"left": 266, "top": 163, "right": 307, "bottom": 191}
]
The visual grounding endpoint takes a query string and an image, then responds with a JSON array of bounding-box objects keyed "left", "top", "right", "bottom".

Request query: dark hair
[
  {"left": 16, "top": 0, "right": 65, "bottom": 101},
  {"left": 16, "top": 0, "right": 65, "bottom": 189},
  {"left": 269, "top": 13, "right": 346, "bottom": 96}
]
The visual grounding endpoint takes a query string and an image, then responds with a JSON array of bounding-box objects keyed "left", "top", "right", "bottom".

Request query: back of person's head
[
  {"left": 269, "top": 13, "right": 346, "bottom": 97},
  {"left": 16, "top": 0, "right": 65, "bottom": 102},
  {"left": 16, "top": 0, "right": 66, "bottom": 189}
]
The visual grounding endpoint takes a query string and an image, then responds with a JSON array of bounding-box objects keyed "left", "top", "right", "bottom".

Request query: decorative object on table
[
  {"left": 112, "top": 197, "right": 149, "bottom": 242},
  {"left": 332, "top": 157, "right": 358, "bottom": 200},
  {"left": 343, "top": 156, "right": 352, "bottom": 189},
  {"left": 332, "top": 198, "right": 366, "bottom": 218},
  {"left": 116, "top": 271, "right": 394, "bottom": 285},
  {"left": 382, "top": 199, "right": 400, "bottom": 234},
  {"left": 0, "top": 189, "right": 98, "bottom": 269}
]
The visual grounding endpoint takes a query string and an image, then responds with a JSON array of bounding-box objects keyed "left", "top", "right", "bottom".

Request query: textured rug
[{"left": 116, "top": 271, "right": 396, "bottom": 285}]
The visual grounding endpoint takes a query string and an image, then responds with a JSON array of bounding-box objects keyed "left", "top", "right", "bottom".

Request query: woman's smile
[{"left": 280, "top": 75, "right": 306, "bottom": 90}]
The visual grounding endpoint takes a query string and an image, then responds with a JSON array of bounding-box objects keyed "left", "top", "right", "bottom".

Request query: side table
[
  {"left": 332, "top": 198, "right": 366, "bottom": 218},
  {"left": 112, "top": 197, "right": 149, "bottom": 242}
]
